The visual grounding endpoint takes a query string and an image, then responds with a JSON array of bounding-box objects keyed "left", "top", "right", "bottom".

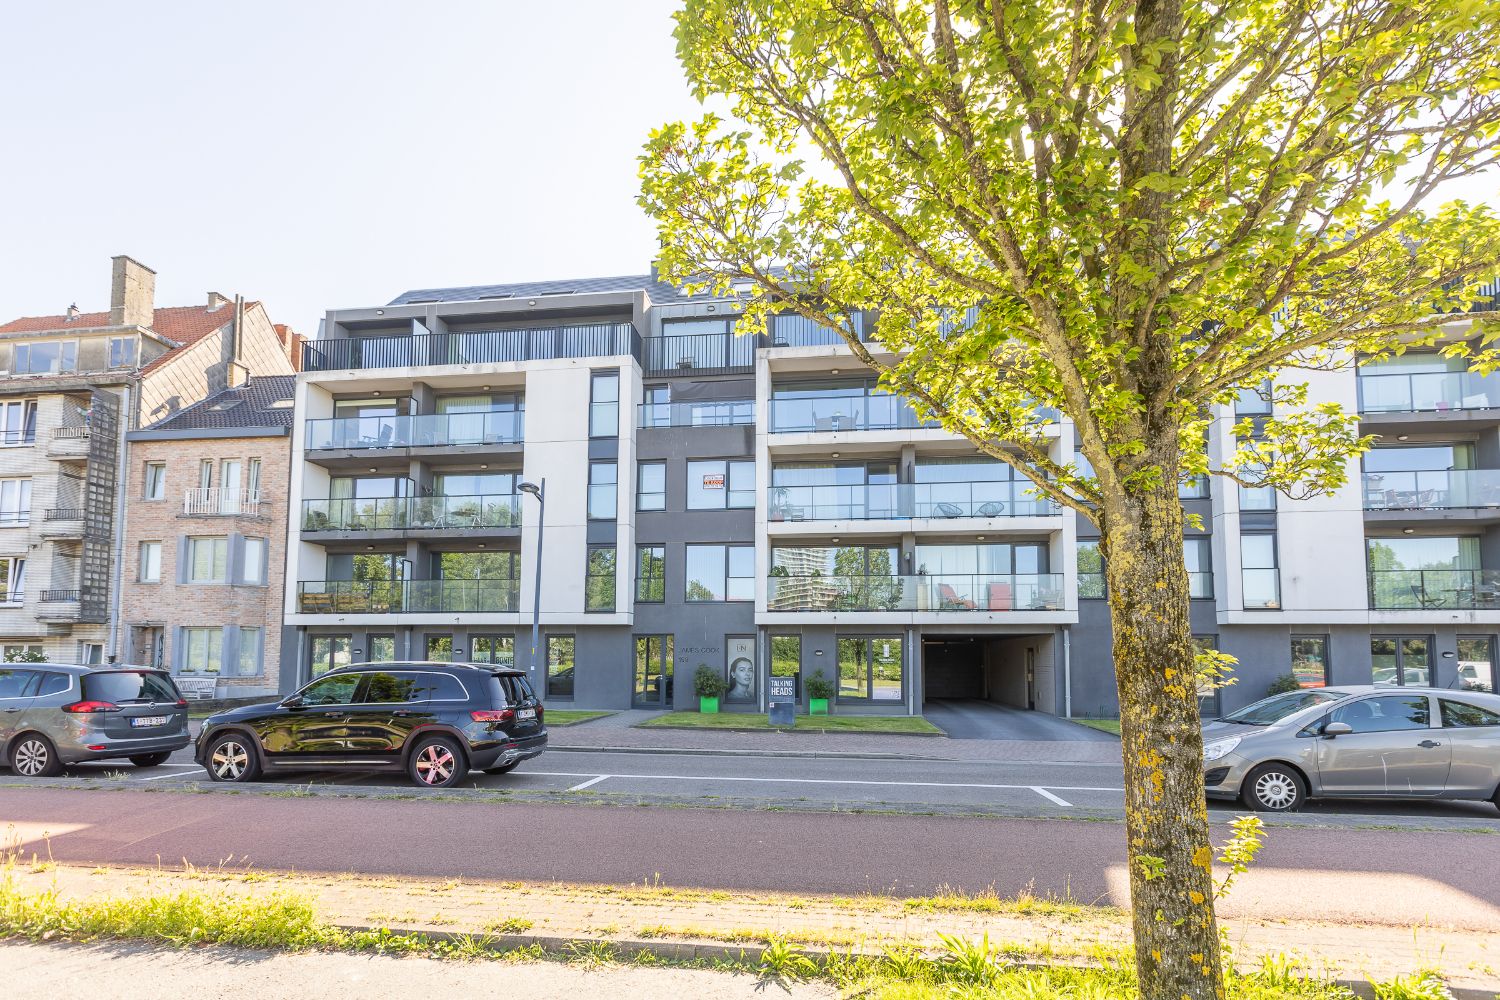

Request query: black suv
[{"left": 194, "top": 661, "right": 546, "bottom": 788}]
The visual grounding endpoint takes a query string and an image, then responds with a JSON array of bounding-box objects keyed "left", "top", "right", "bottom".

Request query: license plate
[
  {"left": 517, "top": 708, "right": 536, "bottom": 721},
  {"left": 131, "top": 715, "right": 171, "bottom": 728}
]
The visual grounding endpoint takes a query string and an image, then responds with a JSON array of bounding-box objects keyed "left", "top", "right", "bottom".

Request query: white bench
[{"left": 175, "top": 677, "right": 218, "bottom": 701}]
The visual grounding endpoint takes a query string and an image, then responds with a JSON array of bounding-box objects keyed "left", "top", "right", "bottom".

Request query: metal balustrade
[
  {"left": 301, "top": 323, "right": 639, "bottom": 372},
  {"left": 296, "top": 579, "right": 520, "bottom": 614},
  {"left": 184, "top": 488, "right": 262, "bottom": 516}
]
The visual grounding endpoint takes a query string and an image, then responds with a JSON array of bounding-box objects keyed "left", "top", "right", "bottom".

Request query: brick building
[
  {"left": 120, "top": 376, "right": 295, "bottom": 696},
  {"left": 0, "top": 255, "right": 297, "bottom": 662}
]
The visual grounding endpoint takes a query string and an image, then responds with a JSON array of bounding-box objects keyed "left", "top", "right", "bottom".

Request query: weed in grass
[
  {"left": 1370, "top": 970, "right": 1454, "bottom": 1000},
  {"left": 564, "top": 939, "right": 617, "bottom": 969},
  {"left": 757, "top": 935, "right": 819, "bottom": 984},
  {"left": 938, "top": 933, "right": 1005, "bottom": 988},
  {"left": 486, "top": 917, "right": 534, "bottom": 934}
]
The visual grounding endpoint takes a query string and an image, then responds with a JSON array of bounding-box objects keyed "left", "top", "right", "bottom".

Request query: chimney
[
  {"left": 110, "top": 255, "right": 156, "bottom": 328},
  {"left": 207, "top": 291, "right": 229, "bottom": 311},
  {"left": 66, "top": 303, "right": 80, "bottom": 320}
]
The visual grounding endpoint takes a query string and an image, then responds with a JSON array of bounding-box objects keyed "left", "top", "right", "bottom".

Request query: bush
[
  {"left": 805, "top": 671, "right": 835, "bottom": 700},
  {"left": 693, "top": 664, "right": 727, "bottom": 699},
  {"left": 1266, "top": 673, "right": 1302, "bottom": 695}
]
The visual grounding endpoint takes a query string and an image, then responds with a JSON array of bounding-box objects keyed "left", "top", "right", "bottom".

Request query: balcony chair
[
  {"left": 986, "top": 583, "right": 1013, "bottom": 610},
  {"left": 937, "top": 583, "right": 977, "bottom": 610},
  {"left": 300, "top": 592, "right": 333, "bottom": 614},
  {"left": 1410, "top": 584, "right": 1445, "bottom": 609},
  {"left": 975, "top": 501, "right": 1007, "bottom": 517},
  {"left": 933, "top": 502, "right": 965, "bottom": 518}
]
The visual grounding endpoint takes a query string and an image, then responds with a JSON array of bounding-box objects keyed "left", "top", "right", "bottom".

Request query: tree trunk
[{"left": 1101, "top": 479, "right": 1224, "bottom": 1000}]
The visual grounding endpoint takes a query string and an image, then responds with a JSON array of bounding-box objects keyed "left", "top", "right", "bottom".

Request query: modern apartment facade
[
  {"left": 0, "top": 255, "right": 298, "bottom": 663},
  {"left": 119, "top": 376, "right": 295, "bottom": 697},
  {"left": 281, "top": 272, "right": 1498, "bottom": 716}
]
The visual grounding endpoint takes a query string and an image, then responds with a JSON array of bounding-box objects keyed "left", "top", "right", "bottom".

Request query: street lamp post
[{"left": 518, "top": 479, "right": 545, "bottom": 684}]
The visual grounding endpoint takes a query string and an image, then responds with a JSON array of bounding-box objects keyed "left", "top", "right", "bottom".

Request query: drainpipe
[
  {"left": 1062, "top": 625, "right": 1072, "bottom": 718},
  {"left": 106, "top": 384, "right": 133, "bottom": 660}
]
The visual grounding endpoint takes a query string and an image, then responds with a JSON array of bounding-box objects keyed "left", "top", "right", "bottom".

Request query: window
[
  {"left": 237, "top": 627, "right": 262, "bottom": 677},
  {"left": 837, "top": 636, "right": 903, "bottom": 702},
  {"left": 771, "top": 635, "right": 801, "bottom": 699},
  {"left": 299, "top": 671, "right": 361, "bottom": 706},
  {"left": 687, "top": 459, "right": 755, "bottom": 510},
  {"left": 1366, "top": 535, "right": 1480, "bottom": 609},
  {"left": 199, "top": 459, "right": 213, "bottom": 489},
  {"left": 3, "top": 643, "right": 44, "bottom": 662},
  {"left": 637, "top": 462, "right": 666, "bottom": 511},
  {"left": 143, "top": 462, "right": 166, "bottom": 500},
  {"left": 0, "top": 400, "right": 37, "bottom": 446},
  {"left": 309, "top": 634, "right": 351, "bottom": 677},
  {"left": 1235, "top": 380, "right": 1273, "bottom": 415},
  {"left": 1240, "top": 534, "right": 1280, "bottom": 608},
  {"left": 1330, "top": 695, "right": 1431, "bottom": 733},
  {"left": 548, "top": 635, "right": 576, "bottom": 698},
  {"left": 368, "top": 635, "right": 396, "bottom": 662},
  {"left": 248, "top": 458, "right": 262, "bottom": 496},
  {"left": 1239, "top": 479, "right": 1277, "bottom": 512},
  {"left": 181, "top": 627, "right": 224, "bottom": 675},
  {"left": 636, "top": 545, "right": 665, "bottom": 603},
  {"left": 1371, "top": 636, "right": 1431, "bottom": 686},
  {"left": 186, "top": 536, "right": 228, "bottom": 583},
  {"left": 426, "top": 635, "right": 453, "bottom": 662},
  {"left": 0, "top": 669, "right": 35, "bottom": 698},
  {"left": 108, "top": 336, "right": 138, "bottom": 368},
  {"left": 0, "top": 478, "right": 31, "bottom": 526},
  {"left": 472, "top": 635, "right": 515, "bottom": 667},
  {"left": 1184, "top": 537, "right": 1212, "bottom": 599},
  {"left": 1290, "top": 636, "right": 1328, "bottom": 688},
  {"left": 361, "top": 671, "right": 422, "bottom": 703},
  {"left": 685, "top": 544, "right": 753, "bottom": 601},
  {"left": 586, "top": 545, "right": 616, "bottom": 612},
  {"left": 1194, "top": 634, "right": 1223, "bottom": 718},
  {"left": 1457, "top": 636, "right": 1495, "bottom": 692},
  {"left": 634, "top": 635, "right": 674, "bottom": 706},
  {"left": 589, "top": 371, "right": 619, "bottom": 438},
  {"left": 1178, "top": 475, "right": 1210, "bottom": 500},
  {"left": 1078, "top": 541, "right": 1105, "bottom": 599},
  {"left": 0, "top": 557, "right": 25, "bottom": 604},
  {"left": 138, "top": 542, "right": 162, "bottom": 583},
  {"left": 241, "top": 537, "right": 266, "bottom": 585},
  {"left": 1440, "top": 699, "right": 1500, "bottom": 728},
  {"left": 588, "top": 462, "right": 617, "bottom": 520},
  {"left": 36, "top": 672, "right": 69, "bottom": 696},
  {"left": 14, "top": 341, "right": 77, "bottom": 375}
]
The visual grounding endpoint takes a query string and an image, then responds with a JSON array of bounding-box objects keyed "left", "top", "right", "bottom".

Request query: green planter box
[
  {"left": 809, "top": 698, "right": 829, "bottom": 715},
  {"left": 699, "top": 696, "right": 720, "bottom": 714}
]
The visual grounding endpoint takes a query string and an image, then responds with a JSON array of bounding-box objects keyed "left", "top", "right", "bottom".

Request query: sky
[{"left": 0, "top": 1, "right": 701, "bottom": 335}]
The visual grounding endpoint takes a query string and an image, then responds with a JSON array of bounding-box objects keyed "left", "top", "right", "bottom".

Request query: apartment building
[
  {"left": 0, "top": 255, "right": 298, "bottom": 663},
  {"left": 119, "top": 376, "right": 295, "bottom": 696},
  {"left": 281, "top": 272, "right": 1498, "bottom": 716}
]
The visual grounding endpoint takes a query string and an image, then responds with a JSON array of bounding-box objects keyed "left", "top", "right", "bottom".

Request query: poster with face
[{"left": 725, "top": 635, "right": 756, "bottom": 703}]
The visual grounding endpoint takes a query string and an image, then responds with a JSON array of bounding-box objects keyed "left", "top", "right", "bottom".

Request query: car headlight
[{"left": 1202, "top": 736, "right": 1241, "bottom": 762}]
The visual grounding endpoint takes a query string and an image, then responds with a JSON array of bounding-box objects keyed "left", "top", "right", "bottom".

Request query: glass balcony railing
[
  {"left": 768, "top": 483, "right": 1059, "bottom": 520},
  {"left": 1368, "top": 569, "right": 1500, "bottom": 610},
  {"left": 769, "top": 394, "right": 1061, "bottom": 432},
  {"left": 296, "top": 579, "right": 520, "bottom": 614},
  {"left": 305, "top": 411, "right": 524, "bottom": 450},
  {"left": 766, "top": 573, "right": 1064, "bottom": 612},
  {"left": 1357, "top": 371, "right": 1500, "bottom": 414},
  {"left": 301, "top": 322, "right": 639, "bottom": 372},
  {"left": 302, "top": 495, "right": 521, "bottom": 532},
  {"left": 1361, "top": 470, "right": 1500, "bottom": 510},
  {"left": 638, "top": 399, "right": 756, "bottom": 428}
]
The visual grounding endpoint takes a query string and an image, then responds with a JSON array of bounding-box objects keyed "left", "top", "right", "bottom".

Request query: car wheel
[
  {"left": 483, "top": 761, "right": 520, "bottom": 775},
  {"left": 408, "top": 736, "right": 467, "bottom": 788},
  {"left": 130, "top": 752, "right": 173, "bottom": 768},
  {"left": 10, "top": 734, "right": 64, "bottom": 777},
  {"left": 1240, "top": 763, "right": 1307, "bottom": 812},
  {"left": 205, "top": 733, "right": 261, "bottom": 783}
]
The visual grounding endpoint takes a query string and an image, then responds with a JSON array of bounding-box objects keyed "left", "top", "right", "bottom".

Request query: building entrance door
[{"left": 634, "top": 635, "right": 674, "bottom": 708}]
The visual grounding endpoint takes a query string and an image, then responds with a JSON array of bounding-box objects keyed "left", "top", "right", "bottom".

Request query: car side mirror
[
  {"left": 280, "top": 694, "right": 305, "bottom": 710},
  {"left": 1322, "top": 721, "right": 1353, "bottom": 738}
]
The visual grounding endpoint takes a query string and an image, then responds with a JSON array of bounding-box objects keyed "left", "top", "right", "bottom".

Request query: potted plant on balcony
[
  {"left": 769, "top": 485, "right": 791, "bottom": 521},
  {"left": 805, "top": 671, "right": 834, "bottom": 715},
  {"left": 694, "top": 664, "right": 727, "bottom": 714}
]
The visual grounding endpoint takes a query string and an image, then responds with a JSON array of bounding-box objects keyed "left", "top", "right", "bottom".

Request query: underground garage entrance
[{"left": 920, "top": 633, "right": 1105, "bottom": 741}]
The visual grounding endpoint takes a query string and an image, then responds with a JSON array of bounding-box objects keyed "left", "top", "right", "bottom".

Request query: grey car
[
  {"left": 0, "top": 664, "right": 191, "bottom": 777},
  {"left": 1202, "top": 685, "right": 1500, "bottom": 812}
]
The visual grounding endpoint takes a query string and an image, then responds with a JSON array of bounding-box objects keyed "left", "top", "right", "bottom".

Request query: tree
[{"left": 639, "top": 4, "right": 1500, "bottom": 997}]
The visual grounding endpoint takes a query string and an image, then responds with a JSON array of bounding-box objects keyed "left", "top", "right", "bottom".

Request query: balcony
[
  {"left": 302, "top": 495, "right": 521, "bottom": 532},
  {"left": 301, "top": 322, "right": 639, "bottom": 372},
  {"left": 184, "top": 488, "right": 262, "bottom": 517},
  {"left": 768, "top": 483, "right": 1059, "bottom": 522},
  {"left": 1357, "top": 371, "right": 1500, "bottom": 414},
  {"left": 305, "top": 411, "right": 524, "bottom": 451},
  {"left": 36, "top": 589, "right": 82, "bottom": 622},
  {"left": 46, "top": 426, "right": 90, "bottom": 460},
  {"left": 770, "top": 395, "right": 1060, "bottom": 433},
  {"left": 643, "top": 332, "right": 755, "bottom": 377},
  {"left": 1362, "top": 470, "right": 1500, "bottom": 511},
  {"left": 296, "top": 579, "right": 520, "bottom": 614},
  {"left": 1368, "top": 569, "right": 1500, "bottom": 610},
  {"left": 766, "top": 573, "right": 1064, "bottom": 612},
  {"left": 40, "top": 508, "right": 86, "bottom": 540},
  {"left": 638, "top": 399, "right": 755, "bottom": 428}
]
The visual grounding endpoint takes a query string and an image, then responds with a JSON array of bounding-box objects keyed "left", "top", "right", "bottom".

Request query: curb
[
  {"left": 547, "top": 744, "right": 955, "bottom": 761},
  {"left": 633, "top": 723, "right": 947, "bottom": 739}
]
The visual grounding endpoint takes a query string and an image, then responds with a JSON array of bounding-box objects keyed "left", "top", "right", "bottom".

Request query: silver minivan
[
  {"left": 1, "top": 664, "right": 191, "bottom": 776},
  {"left": 1203, "top": 686, "right": 1500, "bottom": 811}
]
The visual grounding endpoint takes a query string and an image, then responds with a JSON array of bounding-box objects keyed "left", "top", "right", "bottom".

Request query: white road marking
[
  {"left": 567, "top": 774, "right": 611, "bottom": 791},
  {"left": 1030, "top": 786, "right": 1073, "bottom": 807},
  {"left": 529, "top": 770, "right": 1119, "bottom": 794},
  {"left": 136, "top": 767, "right": 206, "bottom": 781}
]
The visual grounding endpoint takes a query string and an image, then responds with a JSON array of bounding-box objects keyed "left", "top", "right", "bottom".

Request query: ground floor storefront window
[
  {"left": 310, "top": 634, "right": 351, "bottom": 677},
  {"left": 771, "top": 635, "right": 801, "bottom": 700},
  {"left": 1290, "top": 635, "right": 1328, "bottom": 688},
  {"left": 548, "top": 635, "right": 575, "bottom": 698},
  {"left": 633, "top": 635, "right": 673, "bottom": 707},
  {"left": 1458, "top": 635, "right": 1495, "bottom": 692},
  {"left": 837, "top": 636, "right": 903, "bottom": 702},
  {"left": 1371, "top": 635, "right": 1430, "bottom": 686}
]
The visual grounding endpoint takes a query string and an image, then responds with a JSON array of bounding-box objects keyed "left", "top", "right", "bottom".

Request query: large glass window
[
  {"left": 912, "top": 457, "right": 1039, "bottom": 516},
  {"left": 837, "top": 636, "right": 903, "bottom": 702},
  {"left": 548, "top": 635, "right": 576, "bottom": 698},
  {"left": 637, "top": 462, "right": 666, "bottom": 511},
  {"left": 914, "top": 541, "right": 1048, "bottom": 575},
  {"left": 181, "top": 628, "right": 223, "bottom": 674},
  {"left": 1078, "top": 541, "right": 1105, "bottom": 599},
  {"left": 1183, "top": 537, "right": 1212, "bottom": 599},
  {"left": 685, "top": 544, "right": 753, "bottom": 601},
  {"left": 771, "top": 635, "right": 801, "bottom": 699},
  {"left": 186, "top": 536, "right": 228, "bottom": 583},
  {"left": 472, "top": 635, "right": 515, "bottom": 667},
  {"left": 309, "top": 634, "right": 351, "bottom": 677},
  {"left": 633, "top": 635, "right": 674, "bottom": 707},
  {"left": 1457, "top": 636, "right": 1495, "bottom": 692},
  {"left": 1290, "top": 635, "right": 1328, "bottom": 688},
  {"left": 586, "top": 546, "right": 616, "bottom": 612},
  {"left": 0, "top": 478, "right": 32, "bottom": 526},
  {"left": 773, "top": 461, "right": 900, "bottom": 519},
  {"left": 1371, "top": 636, "right": 1431, "bottom": 686},
  {"left": 1366, "top": 535, "right": 1480, "bottom": 609},
  {"left": 687, "top": 460, "right": 755, "bottom": 510},
  {"left": 426, "top": 635, "right": 453, "bottom": 661},
  {"left": 1330, "top": 695, "right": 1431, "bottom": 733},
  {"left": 1239, "top": 481, "right": 1277, "bottom": 511},
  {"left": 1240, "top": 534, "right": 1280, "bottom": 608},
  {"left": 588, "top": 462, "right": 617, "bottom": 520},
  {"left": 636, "top": 545, "right": 665, "bottom": 603},
  {"left": 14, "top": 341, "right": 77, "bottom": 375},
  {"left": 589, "top": 371, "right": 619, "bottom": 438},
  {"left": 368, "top": 634, "right": 397, "bottom": 662},
  {"left": 0, "top": 400, "right": 37, "bottom": 446}
]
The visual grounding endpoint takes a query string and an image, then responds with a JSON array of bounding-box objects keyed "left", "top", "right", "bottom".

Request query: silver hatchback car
[
  {"left": 1203, "top": 685, "right": 1500, "bottom": 812},
  {"left": 1, "top": 664, "right": 191, "bottom": 776}
]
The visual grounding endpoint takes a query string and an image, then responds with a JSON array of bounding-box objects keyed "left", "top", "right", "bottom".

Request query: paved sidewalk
[{"left": 552, "top": 710, "right": 1121, "bottom": 763}]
